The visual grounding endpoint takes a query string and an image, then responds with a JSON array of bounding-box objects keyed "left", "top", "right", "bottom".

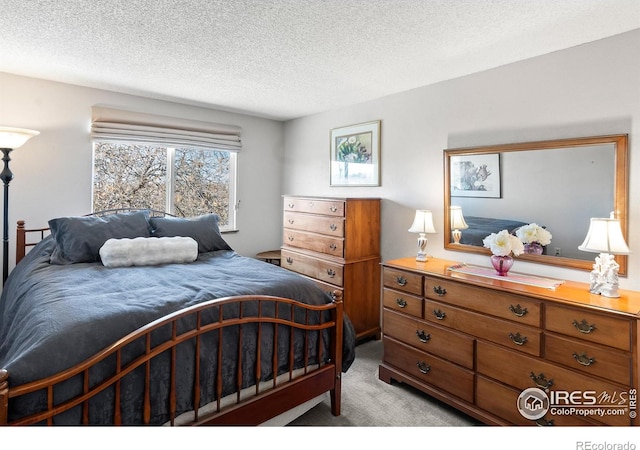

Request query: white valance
[{"left": 91, "top": 105, "right": 242, "bottom": 151}]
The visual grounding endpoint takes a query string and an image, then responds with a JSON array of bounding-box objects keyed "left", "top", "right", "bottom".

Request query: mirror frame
[{"left": 443, "top": 134, "right": 629, "bottom": 275}]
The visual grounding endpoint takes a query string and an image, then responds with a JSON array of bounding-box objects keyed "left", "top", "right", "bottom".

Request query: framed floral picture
[
  {"left": 450, "top": 153, "right": 501, "bottom": 198},
  {"left": 330, "top": 121, "right": 380, "bottom": 186}
]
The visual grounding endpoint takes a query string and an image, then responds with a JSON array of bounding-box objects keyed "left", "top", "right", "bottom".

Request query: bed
[
  {"left": 457, "top": 216, "right": 529, "bottom": 247},
  {"left": 0, "top": 209, "right": 356, "bottom": 426}
]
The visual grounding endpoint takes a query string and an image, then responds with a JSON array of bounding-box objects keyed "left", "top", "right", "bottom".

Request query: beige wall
[
  {"left": 283, "top": 29, "right": 640, "bottom": 289},
  {"left": 0, "top": 72, "right": 285, "bottom": 275}
]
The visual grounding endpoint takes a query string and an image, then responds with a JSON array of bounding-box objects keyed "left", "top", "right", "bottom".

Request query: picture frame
[
  {"left": 450, "top": 153, "right": 501, "bottom": 198},
  {"left": 330, "top": 120, "right": 380, "bottom": 186}
]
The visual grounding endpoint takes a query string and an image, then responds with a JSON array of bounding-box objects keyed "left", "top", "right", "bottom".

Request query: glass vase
[
  {"left": 491, "top": 255, "right": 514, "bottom": 276},
  {"left": 524, "top": 242, "right": 544, "bottom": 255}
]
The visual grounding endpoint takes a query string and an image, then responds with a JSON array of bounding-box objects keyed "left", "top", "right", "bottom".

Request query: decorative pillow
[
  {"left": 149, "top": 214, "right": 232, "bottom": 253},
  {"left": 99, "top": 236, "right": 198, "bottom": 268},
  {"left": 49, "top": 211, "right": 152, "bottom": 265}
]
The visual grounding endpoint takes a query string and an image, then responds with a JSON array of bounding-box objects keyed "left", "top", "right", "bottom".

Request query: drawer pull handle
[
  {"left": 288, "top": 203, "right": 294, "bottom": 209},
  {"left": 572, "top": 319, "right": 596, "bottom": 334},
  {"left": 432, "top": 286, "right": 447, "bottom": 297},
  {"left": 329, "top": 224, "right": 337, "bottom": 231},
  {"left": 286, "top": 257, "right": 293, "bottom": 265},
  {"left": 288, "top": 236, "right": 294, "bottom": 241},
  {"left": 327, "top": 269, "right": 336, "bottom": 278},
  {"left": 508, "top": 332, "right": 528, "bottom": 346},
  {"left": 288, "top": 219, "right": 294, "bottom": 224},
  {"left": 530, "top": 372, "right": 554, "bottom": 390},
  {"left": 416, "top": 361, "right": 431, "bottom": 374},
  {"left": 396, "top": 298, "right": 407, "bottom": 308},
  {"left": 416, "top": 330, "right": 431, "bottom": 343},
  {"left": 329, "top": 243, "right": 337, "bottom": 251},
  {"left": 433, "top": 309, "right": 446, "bottom": 320},
  {"left": 573, "top": 352, "right": 596, "bottom": 367},
  {"left": 330, "top": 205, "right": 338, "bottom": 212},
  {"left": 509, "top": 304, "right": 528, "bottom": 317},
  {"left": 308, "top": 201, "right": 314, "bottom": 207},
  {"left": 396, "top": 276, "right": 407, "bottom": 286},
  {"left": 535, "top": 417, "right": 555, "bottom": 427}
]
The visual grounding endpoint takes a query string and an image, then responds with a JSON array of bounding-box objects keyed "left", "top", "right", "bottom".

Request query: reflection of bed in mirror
[{"left": 457, "top": 216, "right": 529, "bottom": 247}]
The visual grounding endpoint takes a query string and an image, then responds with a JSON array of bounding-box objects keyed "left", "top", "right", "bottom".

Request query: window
[
  {"left": 90, "top": 106, "right": 242, "bottom": 231},
  {"left": 92, "top": 142, "right": 237, "bottom": 230}
]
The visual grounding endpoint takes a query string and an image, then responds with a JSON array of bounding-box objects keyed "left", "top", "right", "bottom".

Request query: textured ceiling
[{"left": 1, "top": 0, "right": 639, "bottom": 120}]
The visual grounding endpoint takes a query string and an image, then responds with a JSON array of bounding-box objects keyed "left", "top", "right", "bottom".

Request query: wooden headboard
[{"left": 15, "top": 209, "right": 175, "bottom": 265}]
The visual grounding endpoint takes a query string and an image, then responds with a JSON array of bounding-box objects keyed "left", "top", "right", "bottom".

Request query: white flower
[
  {"left": 483, "top": 229, "right": 525, "bottom": 257},
  {"left": 516, "top": 223, "right": 552, "bottom": 246}
]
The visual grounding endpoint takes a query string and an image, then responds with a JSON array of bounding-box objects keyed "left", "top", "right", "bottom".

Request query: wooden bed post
[
  {"left": 330, "top": 290, "right": 344, "bottom": 416},
  {"left": 0, "top": 369, "right": 8, "bottom": 425},
  {"left": 16, "top": 220, "right": 25, "bottom": 265}
]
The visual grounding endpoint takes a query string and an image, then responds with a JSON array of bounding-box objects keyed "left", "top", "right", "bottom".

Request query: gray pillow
[
  {"left": 149, "top": 214, "right": 232, "bottom": 253},
  {"left": 49, "top": 211, "right": 152, "bottom": 265}
]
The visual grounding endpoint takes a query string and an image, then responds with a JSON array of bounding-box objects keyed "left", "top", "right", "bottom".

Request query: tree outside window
[{"left": 92, "top": 142, "right": 236, "bottom": 229}]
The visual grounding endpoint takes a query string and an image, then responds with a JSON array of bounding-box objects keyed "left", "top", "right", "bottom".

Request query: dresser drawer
[
  {"left": 424, "top": 300, "right": 542, "bottom": 356},
  {"left": 283, "top": 229, "right": 344, "bottom": 257},
  {"left": 545, "top": 304, "right": 631, "bottom": 351},
  {"left": 283, "top": 211, "right": 345, "bottom": 237},
  {"left": 383, "top": 288, "right": 422, "bottom": 318},
  {"left": 477, "top": 341, "right": 632, "bottom": 426},
  {"left": 382, "top": 268, "right": 423, "bottom": 296},
  {"left": 281, "top": 250, "right": 344, "bottom": 286},
  {"left": 423, "top": 276, "right": 541, "bottom": 327},
  {"left": 383, "top": 337, "right": 474, "bottom": 403},
  {"left": 545, "top": 333, "right": 632, "bottom": 386},
  {"left": 383, "top": 309, "right": 474, "bottom": 369},
  {"left": 283, "top": 197, "right": 345, "bottom": 216},
  {"left": 476, "top": 376, "right": 597, "bottom": 426}
]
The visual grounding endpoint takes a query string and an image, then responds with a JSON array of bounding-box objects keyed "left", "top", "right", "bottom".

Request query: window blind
[{"left": 91, "top": 105, "right": 242, "bottom": 151}]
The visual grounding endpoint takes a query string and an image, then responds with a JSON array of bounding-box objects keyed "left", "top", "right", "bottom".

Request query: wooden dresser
[
  {"left": 281, "top": 195, "right": 381, "bottom": 341},
  {"left": 379, "top": 256, "right": 640, "bottom": 426}
]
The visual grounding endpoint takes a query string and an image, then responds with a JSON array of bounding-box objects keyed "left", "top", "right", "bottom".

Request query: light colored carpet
[{"left": 288, "top": 339, "right": 482, "bottom": 426}]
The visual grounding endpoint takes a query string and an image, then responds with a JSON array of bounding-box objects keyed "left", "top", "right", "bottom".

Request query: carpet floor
[{"left": 288, "top": 339, "right": 482, "bottom": 426}]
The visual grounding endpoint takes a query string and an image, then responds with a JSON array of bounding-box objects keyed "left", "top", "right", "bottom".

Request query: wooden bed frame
[{"left": 0, "top": 217, "right": 345, "bottom": 426}]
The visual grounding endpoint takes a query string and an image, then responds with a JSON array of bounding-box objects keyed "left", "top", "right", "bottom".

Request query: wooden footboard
[{"left": 0, "top": 294, "right": 343, "bottom": 426}]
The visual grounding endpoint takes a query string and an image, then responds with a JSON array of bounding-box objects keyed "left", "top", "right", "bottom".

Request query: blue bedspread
[{"left": 0, "top": 236, "right": 356, "bottom": 424}]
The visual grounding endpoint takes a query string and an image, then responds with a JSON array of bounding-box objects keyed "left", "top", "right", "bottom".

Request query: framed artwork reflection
[
  {"left": 330, "top": 121, "right": 380, "bottom": 186},
  {"left": 450, "top": 153, "right": 501, "bottom": 198}
]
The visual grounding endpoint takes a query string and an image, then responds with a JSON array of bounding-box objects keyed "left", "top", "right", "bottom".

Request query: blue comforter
[{"left": 0, "top": 236, "right": 356, "bottom": 424}]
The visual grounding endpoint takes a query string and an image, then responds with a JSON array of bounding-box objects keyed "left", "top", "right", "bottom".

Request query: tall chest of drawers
[
  {"left": 379, "top": 257, "right": 640, "bottom": 426},
  {"left": 281, "top": 196, "right": 381, "bottom": 341}
]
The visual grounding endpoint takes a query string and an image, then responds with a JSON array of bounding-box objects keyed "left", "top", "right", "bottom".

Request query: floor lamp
[{"left": 0, "top": 127, "right": 40, "bottom": 285}]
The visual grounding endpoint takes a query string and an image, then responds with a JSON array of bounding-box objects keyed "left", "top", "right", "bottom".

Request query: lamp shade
[
  {"left": 0, "top": 127, "right": 40, "bottom": 149},
  {"left": 408, "top": 210, "right": 436, "bottom": 234},
  {"left": 450, "top": 206, "right": 469, "bottom": 230},
  {"left": 578, "top": 217, "right": 630, "bottom": 255}
]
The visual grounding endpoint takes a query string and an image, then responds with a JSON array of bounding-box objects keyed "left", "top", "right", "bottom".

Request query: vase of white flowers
[
  {"left": 483, "top": 229, "right": 524, "bottom": 276},
  {"left": 515, "top": 223, "right": 552, "bottom": 255}
]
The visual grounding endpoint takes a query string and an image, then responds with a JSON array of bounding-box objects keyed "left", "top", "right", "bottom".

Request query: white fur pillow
[{"left": 99, "top": 236, "right": 198, "bottom": 268}]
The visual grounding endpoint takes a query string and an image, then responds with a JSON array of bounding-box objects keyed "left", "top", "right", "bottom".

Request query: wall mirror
[{"left": 443, "top": 134, "right": 628, "bottom": 275}]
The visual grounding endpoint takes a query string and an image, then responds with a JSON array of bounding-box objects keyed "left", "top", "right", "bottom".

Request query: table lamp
[
  {"left": 578, "top": 215, "right": 630, "bottom": 298},
  {"left": 408, "top": 209, "right": 436, "bottom": 262},
  {"left": 450, "top": 206, "right": 468, "bottom": 244}
]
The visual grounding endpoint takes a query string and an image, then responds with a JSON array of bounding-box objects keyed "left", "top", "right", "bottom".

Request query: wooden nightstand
[{"left": 256, "top": 250, "right": 281, "bottom": 266}]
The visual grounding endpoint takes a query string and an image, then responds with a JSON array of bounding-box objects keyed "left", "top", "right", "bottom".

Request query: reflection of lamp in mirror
[
  {"left": 578, "top": 214, "right": 630, "bottom": 298},
  {"left": 450, "top": 206, "right": 468, "bottom": 244},
  {"left": 408, "top": 210, "right": 436, "bottom": 262},
  {"left": 0, "top": 127, "right": 40, "bottom": 285}
]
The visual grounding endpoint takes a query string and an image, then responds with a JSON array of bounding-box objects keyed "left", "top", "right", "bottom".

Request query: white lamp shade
[
  {"left": 450, "top": 206, "right": 469, "bottom": 230},
  {"left": 408, "top": 210, "right": 436, "bottom": 234},
  {"left": 578, "top": 218, "right": 630, "bottom": 255},
  {"left": 0, "top": 127, "right": 40, "bottom": 149}
]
